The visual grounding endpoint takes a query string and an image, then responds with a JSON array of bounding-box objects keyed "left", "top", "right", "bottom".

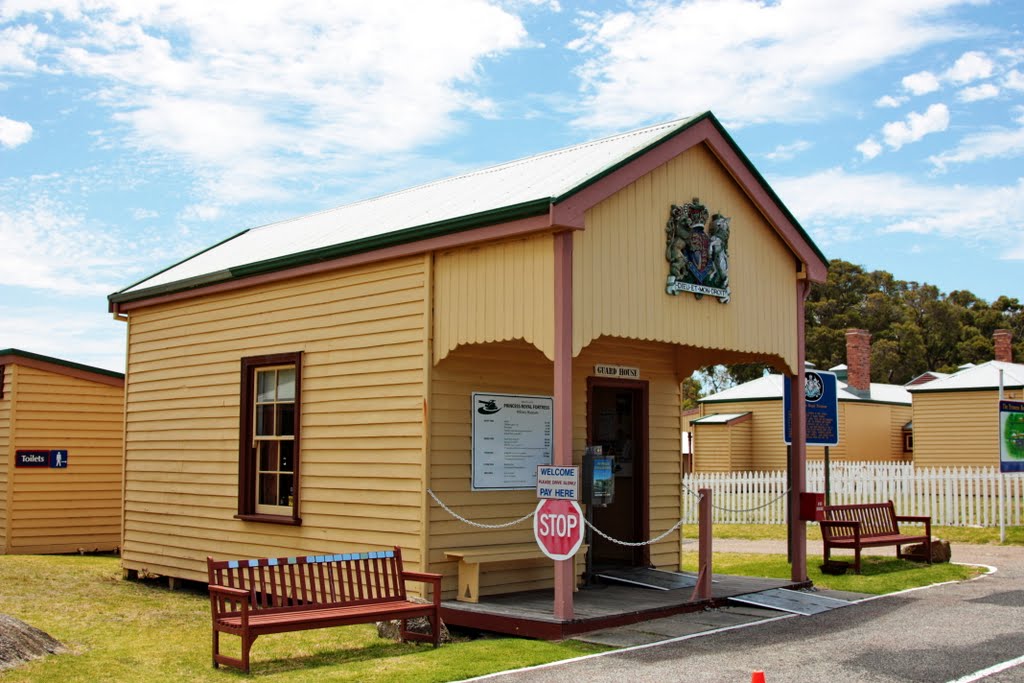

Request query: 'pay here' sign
[{"left": 536, "top": 465, "right": 579, "bottom": 500}]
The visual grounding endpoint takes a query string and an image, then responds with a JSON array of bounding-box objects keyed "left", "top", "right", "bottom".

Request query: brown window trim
[{"left": 238, "top": 351, "right": 302, "bottom": 524}]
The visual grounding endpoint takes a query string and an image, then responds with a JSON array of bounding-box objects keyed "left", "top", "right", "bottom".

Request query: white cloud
[
  {"left": 0, "top": 196, "right": 121, "bottom": 295},
  {"left": 930, "top": 124, "right": 1024, "bottom": 170},
  {"left": 0, "top": 115, "right": 32, "bottom": 148},
  {"left": 763, "top": 139, "right": 811, "bottom": 161},
  {"left": 566, "top": 0, "right": 973, "bottom": 130},
  {"left": 1005, "top": 70, "right": 1024, "bottom": 91},
  {"left": 0, "top": 24, "right": 47, "bottom": 71},
  {"left": 4, "top": 1, "right": 529, "bottom": 206},
  {"left": 771, "top": 168, "right": 1024, "bottom": 249},
  {"left": 957, "top": 83, "right": 999, "bottom": 102},
  {"left": 132, "top": 208, "right": 158, "bottom": 220},
  {"left": 0, "top": 304, "right": 127, "bottom": 373},
  {"left": 902, "top": 70, "right": 941, "bottom": 95},
  {"left": 881, "top": 103, "right": 949, "bottom": 150},
  {"left": 856, "top": 137, "right": 883, "bottom": 160},
  {"left": 944, "top": 50, "right": 994, "bottom": 84},
  {"left": 181, "top": 204, "right": 222, "bottom": 221},
  {"left": 875, "top": 95, "right": 907, "bottom": 108}
]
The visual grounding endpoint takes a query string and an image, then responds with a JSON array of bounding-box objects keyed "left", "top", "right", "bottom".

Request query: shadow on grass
[{"left": 220, "top": 638, "right": 439, "bottom": 677}]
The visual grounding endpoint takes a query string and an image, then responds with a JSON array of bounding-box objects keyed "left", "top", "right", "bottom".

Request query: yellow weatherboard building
[
  {"left": 0, "top": 349, "right": 124, "bottom": 554},
  {"left": 109, "top": 112, "right": 828, "bottom": 633}
]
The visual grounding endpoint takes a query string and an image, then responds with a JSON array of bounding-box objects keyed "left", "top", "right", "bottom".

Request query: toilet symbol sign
[{"left": 14, "top": 449, "right": 68, "bottom": 468}]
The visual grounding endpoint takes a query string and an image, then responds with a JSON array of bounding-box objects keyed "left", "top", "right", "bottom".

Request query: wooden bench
[
  {"left": 444, "top": 543, "right": 586, "bottom": 603},
  {"left": 207, "top": 547, "right": 441, "bottom": 673},
  {"left": 819, "top": 501, "right": 931, "bottom": 574}
]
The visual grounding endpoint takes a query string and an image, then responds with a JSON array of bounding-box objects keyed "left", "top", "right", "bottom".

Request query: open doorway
[{"left": 586, "top": 378, "right": 649, "bottom": 568}]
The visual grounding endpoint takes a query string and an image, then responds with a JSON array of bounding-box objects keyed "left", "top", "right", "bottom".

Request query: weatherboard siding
[
  {"left": 7, "top": 364, "right": 123, "bottom": 554},
  {"left": 912, "top": 389, "right": 1022, "bottom": 467},
  {"left": 0, "top": 364, "right": 10, "bottom": 553},
  {"left": 695, "top": 399, "right": 912, "bottom": 472},
  {"left": 428, "top": 338, "right": 681, "bottom": 599},
  {"left": 121, "top": 257, "right": 428, "bottom": 582},
  {"left": 434, "top": 234, "right": 555, "bottom": 363},
  {"left": 574, "top": 143, "right": 798, "bottom": 373}
]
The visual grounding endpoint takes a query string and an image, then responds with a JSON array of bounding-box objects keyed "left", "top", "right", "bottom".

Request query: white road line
[{"left": 947, "top": 654, "right": 1024, "bottom": 683}]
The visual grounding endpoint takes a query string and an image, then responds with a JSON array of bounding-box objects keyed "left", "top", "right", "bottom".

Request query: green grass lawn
[
  {"left": 0, "top": 555, "right": 604, "bottom": 682},
  {"left": 682, "top": 523, "right": 1024, "bottom": 545},
  {"left": 1, "top": 535, "right": 996, "bottom": 681}
]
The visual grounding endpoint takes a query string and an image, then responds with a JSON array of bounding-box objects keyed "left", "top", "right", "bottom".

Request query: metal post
[
  {"left": 999, "top": 369, "right": 1006, "bottom": 544},
  {"left": 824, "top": 446, "right": 831, "bottom": 506},
  {"left": 696, "top": 487, "right": 712, "bottom": 601}
]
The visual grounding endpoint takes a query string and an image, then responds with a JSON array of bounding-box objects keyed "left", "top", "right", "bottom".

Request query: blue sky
[{"left": 2, "top": 0, "right": 1023, "bottom": 372}]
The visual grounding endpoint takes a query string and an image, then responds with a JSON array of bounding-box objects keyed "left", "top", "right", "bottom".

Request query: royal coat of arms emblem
[{"left": 665, "top": 197, "right": 730, "bottom": 302}]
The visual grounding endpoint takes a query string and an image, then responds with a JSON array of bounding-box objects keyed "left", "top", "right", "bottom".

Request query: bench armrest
[
  {"left": 209, "top": 584, "right": 251, "bottom": 623},
  {"left": 819, "top": 520, "right": 861, "bottom": 541},
  {"left": 895, "top": 515, "right": 932, "bottom": 537},
  {"left": 403, "top": 571, "right": 443, "bottom": 607}
]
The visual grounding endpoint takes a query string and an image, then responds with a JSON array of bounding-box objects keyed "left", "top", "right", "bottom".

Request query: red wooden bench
[
  {"left": 207, "top": 547, "right": 441, "bottom": 673},
  {"left": 819, "top": 500, "right": 931, "bottom": 574}
]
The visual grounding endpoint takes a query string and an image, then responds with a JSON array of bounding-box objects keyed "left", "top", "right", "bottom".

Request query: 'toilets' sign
[
  {"left": 15, "top": 449, "right": 69, "bottom": 468},
  {"left": 536, "top": 465, "right": 579, "bottom": 500}
]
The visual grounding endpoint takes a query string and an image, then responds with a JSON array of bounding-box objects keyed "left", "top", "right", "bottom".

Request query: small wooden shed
[
  {"left": 0, "top": 349, "right": 124, "bottom": 554},
  {"left": 108, "top": 112, "right": 827, "bottom": 616}
]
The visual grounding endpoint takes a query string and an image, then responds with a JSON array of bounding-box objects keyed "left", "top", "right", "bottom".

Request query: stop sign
[{"left": 533, "top": 499, "right": 584, "bottom": 560}]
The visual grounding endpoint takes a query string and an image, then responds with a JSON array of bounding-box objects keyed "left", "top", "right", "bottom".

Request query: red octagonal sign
[{"left": 534, "top": 499, "right": 584, "bottom": 561}]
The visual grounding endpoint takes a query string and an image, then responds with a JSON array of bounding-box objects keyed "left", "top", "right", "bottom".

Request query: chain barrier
[
  {"left": 426, "top": 488, "right": 535, "bottom": 529},
  {"left": 681, "top": 481, "right": 791, "bottom": 513},
  {"left": 582, "top": 515, "right": 689, "bottom": 547}
]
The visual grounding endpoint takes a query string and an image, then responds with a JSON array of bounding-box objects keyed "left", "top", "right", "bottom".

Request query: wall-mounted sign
[
  {"left": 471, "top": 393, "right": 553, "bottom": 490},
  {"left": 16, "top": 449, "right": 68, "bottom": 468},
  {"left": 783, "top": 371, "right": 839, "bottom": 446},
  {"left": 665, "top": 197, "right": 731, "bottom": 303},
  {"left": 15, "top": 450, "right": 50, "bottom": 467},
  {"left": 595, "top": 364, "right": 640, "bottom": 379},
  {"left": 999, "top": 400, "right": 1024, "bottom": 473},
  {"left": 536, "top": 465, "right": 579, "bottom": 500}
]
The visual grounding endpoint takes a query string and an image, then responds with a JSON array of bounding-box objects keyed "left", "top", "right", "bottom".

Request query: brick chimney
[
  {"left": 994, "top": 329, "right": 1013, "bottom": 363},
  {"left": 845, "top": 329, "right": 872, "bottom": 393}
]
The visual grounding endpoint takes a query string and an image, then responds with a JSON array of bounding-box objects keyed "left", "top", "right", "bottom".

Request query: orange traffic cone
[{"left": 751, "top": 672, "right": 766, "bottom": 683}]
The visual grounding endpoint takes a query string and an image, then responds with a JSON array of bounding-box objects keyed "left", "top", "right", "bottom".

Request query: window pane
[
  {"left": 277, "top": 403, "right": 295, "bottom": 436},
  {"left": 255, "top": 404, "right": 275, "bottom": 436},
  {"left": 279, "top": 474, "right": 294, "bottom": 507},
  {"left": 257, "top": 370, "right": 276, "bottom": 402},
  {"left": 258, "top": 441, "right": 278, "bottom": 472},
  {"left": 277, "top": 368, "right": 295, "bottom": 400},
  {"left": 279, "top": 441, "right": 294, "bottom": 472},
  {"left": 258, "top": 473, "right": 278, "bottom": 506}
]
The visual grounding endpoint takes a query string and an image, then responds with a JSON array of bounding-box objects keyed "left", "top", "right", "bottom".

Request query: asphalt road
[{"left": 469, "top": 543, "right": 1024, "bottom": 683}]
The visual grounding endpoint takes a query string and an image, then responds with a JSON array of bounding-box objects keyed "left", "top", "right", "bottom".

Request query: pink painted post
[
  {"left": 553, "top": 230, "right": 575, "bottom": 620},
  {"left": 696, "top": 487, "right": 713, "bottom": 600},
  {"left": 789, "top": 280, "right": 810, "bottom": 582}
]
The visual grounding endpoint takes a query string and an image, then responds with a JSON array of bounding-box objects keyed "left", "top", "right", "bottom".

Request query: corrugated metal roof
[
  {"left": 118, "top": 115, "right": 701, "bottom": 295},
  {"left": 700, "top": 373, "right": 911, "bottom": 405},
  {"left": 907, "top": 360, "right": 1024, "bottom": 392},
  {"left": 691, "top": 412, "right": 750, "bottom": 424}
]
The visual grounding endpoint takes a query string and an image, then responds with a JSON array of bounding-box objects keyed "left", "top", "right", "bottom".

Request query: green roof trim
[
  {"left": 0, "top": 348, "right": 124, "bottom": 380},
  {"left": 109, "top": 198, "right": 551, "bottom": 306}
]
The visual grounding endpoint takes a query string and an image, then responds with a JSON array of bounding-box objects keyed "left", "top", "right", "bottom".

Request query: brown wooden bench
[
  {"left": 207, "top": 547, "right": 441, "bottom": 673},
  {"left": 820, "top": 500, "right": 931, "bottom": 574}
]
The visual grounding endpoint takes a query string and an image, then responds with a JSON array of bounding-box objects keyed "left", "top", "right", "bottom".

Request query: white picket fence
[{"left": 682, "top": 462, "right": 1024, "bottom": 527}]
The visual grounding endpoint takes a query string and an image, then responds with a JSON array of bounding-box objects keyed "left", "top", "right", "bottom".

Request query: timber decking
[{"left": 440, "top": 572, "right": 803, "bottom": 639}]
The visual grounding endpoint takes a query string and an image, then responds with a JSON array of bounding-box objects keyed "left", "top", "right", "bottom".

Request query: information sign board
[
  {"left": 999, "top": 400, "right": 1024, "bottom": 473},
  {"left": 536, "top": 465, "right": 579, "bottom": 500},
  {"left": 15, "top": 450, "right": 49, "bottom": 467},
  {"left": 471, "top": 392, "right": 553, "bottom": 490},
  {"left": 783, "top": 370, "right": 839, "bottom": 446}
]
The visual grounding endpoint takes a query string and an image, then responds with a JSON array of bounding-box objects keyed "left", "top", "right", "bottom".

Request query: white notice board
[{"left": 471, "top": 392, "right": 553, "bottom": 490}]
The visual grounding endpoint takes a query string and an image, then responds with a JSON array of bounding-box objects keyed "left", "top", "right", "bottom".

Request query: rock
[
  {"left": 904, "top": 537, "right": 951, "bottom": 563},
  {"left": 375, "top": 598, "right": 451, "bottom": 644},
  {"left": 0, "top": 614, "right": 67, "bottom": 672}
]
